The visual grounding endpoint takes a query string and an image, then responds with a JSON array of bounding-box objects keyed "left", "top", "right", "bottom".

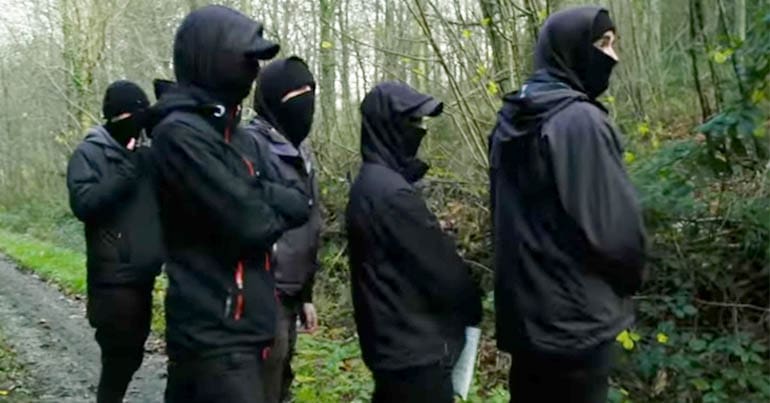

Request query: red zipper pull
[{"left": 234, "top": 261, "right": 245, "bottom": 320}]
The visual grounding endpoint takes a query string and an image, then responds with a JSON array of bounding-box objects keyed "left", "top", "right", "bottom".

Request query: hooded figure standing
[
  {"left": 346, "top": 82, "right": 482, "bottom": 403},
  {"left": 148, "top": 6, "right": 310, "bottom": 403},
  {"left": 66, "top": 80, "right": 163, "bottom": 403},
  {"left": 244, "top": 56, "right": 322, "bottom": 403},
  {"left": 489, "top": 6, "right": 647, "bottom": 403}
]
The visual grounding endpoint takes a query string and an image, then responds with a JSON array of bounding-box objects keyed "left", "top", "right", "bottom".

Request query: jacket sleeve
[
  {"left": 66, "top": 146, "right": 137, "bottom": 222},
  {"left": 152, "top": 122, "right": 311, "bottom": 250},
  {"left": 381, "top": 188, "right": 482, "bottom": 325},
  {"left": 299, "top": 275, "right": 315, "bottom": 303},
  {"left": 547, "top": 105, "right": 647, "bottom": 295}
]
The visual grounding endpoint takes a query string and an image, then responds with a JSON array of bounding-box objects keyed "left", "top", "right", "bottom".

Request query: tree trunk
[
  {"left": 319, "top": 0, "right": 338, "bottom": 144},
  {"left": 693, "top": 0, "right": 724, "bottom": 109},
  {"left": 736, "top": 0, "right": 747, "bottom": 41},
  {"left": 689, "top": 0, "right": 712, "bottom": 121},
  {"left": 479, "top": 0, "right": 509, "bottom": 93}
]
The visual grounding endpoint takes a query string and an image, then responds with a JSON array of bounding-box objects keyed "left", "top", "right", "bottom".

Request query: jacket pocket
[
  {"left": 97, "top": 228, "right": 130, "bottom": 263},
  {"left": 114, "top": 229, "right": 131, "bottom": 264}
]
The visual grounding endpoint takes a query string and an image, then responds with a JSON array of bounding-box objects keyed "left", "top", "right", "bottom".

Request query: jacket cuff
[{"left": 299, "top": 277, "right": 314, "bottom": 303}]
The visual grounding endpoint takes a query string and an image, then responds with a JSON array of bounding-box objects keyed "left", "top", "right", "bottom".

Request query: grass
[
  {"left": 293, "top": 334, "right": 372, "bottom": 402},
  {"left": 0, "top": 333, "right": 37, "bottom": 402},
  {"left": 0, "top": 230, "right": 86, "bottom": 294}
]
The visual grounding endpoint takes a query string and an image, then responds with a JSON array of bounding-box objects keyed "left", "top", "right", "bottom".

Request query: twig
[{"left": 634, "top": 295, "right": 770, "bottom": 314}]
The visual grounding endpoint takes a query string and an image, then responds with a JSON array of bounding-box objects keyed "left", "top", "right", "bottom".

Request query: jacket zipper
[{"left": 222, "top": 107, "right": 271, "bottom": 321}]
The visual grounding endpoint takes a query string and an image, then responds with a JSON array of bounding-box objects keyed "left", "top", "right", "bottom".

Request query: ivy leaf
[
  {"left": 321, "top": 41, "right": 334, "bottom": 50},
  {"left": 683, "top": 304, "right": 698, "bottom": 316},
  {"left": 657, "top": 332, "right": 670, "bottom": 344},
  {"left": 462, "top": 29, "right": 472, "bottom": 39},
  {"left": 481, "top": 17, "right": 492, "bottom": 27},
  {"left": 689, "top": 338, "right": 708, "bottom": 352}
]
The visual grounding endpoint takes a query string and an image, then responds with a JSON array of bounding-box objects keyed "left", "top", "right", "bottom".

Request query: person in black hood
[
  {"left": 243, "top": 56, "right": 322, "bottom": 403},
  {"left": 147, "top": 6, "right": 311, "bottom": 403},
  {"left": 346, "top": 81, "right": 482, "bottom": 403},
  {"left": 488, "top": 6, "right": 646, "bottom": 403},
  {"left": 66, "top": 80, "right": 163, "bottom": 403}
]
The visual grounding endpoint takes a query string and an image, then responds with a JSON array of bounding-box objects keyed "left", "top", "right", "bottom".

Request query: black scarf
[{"left": 534, "top": 6, "right": 617, "bottom": 100}]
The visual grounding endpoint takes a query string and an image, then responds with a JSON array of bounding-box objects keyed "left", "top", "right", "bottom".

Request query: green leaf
[
  {"left": 321, "top": 41, "right": 334, "bottom": 49},
  {"left": 616, "top": 330, "right": 636, "bottom": 351},
  {"left": 486, "top": 81, "right": 500, "bottom": 96},
  {"left": 637, "top": 122, "right": 651, "bottom": 136},
  {"left": 689, "top": 339, "right": 707, "bottom": 352},
  {"left": 683, "top": 305, "right": 698, "bottom": 316},
  {"left": 462, "top": 29, "right": 472, "bottom": 39},
  {"left": 691, "top": 379, "right": 710, "bottom": 391},
  {"left": 711, "top": 48, "right": 734, "bottom": 64}
]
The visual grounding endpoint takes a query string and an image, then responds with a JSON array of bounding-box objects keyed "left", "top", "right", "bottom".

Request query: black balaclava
[
  {"left": 173, "top": 5, "right": 280, "bottom": 107},
  {"left": 534, "top": 6, "right": 617, "bottom": 99},
  {"left": 401, "top": 116, "right": 427, "bottom": 158},
  {"left": 255, "top": 56, "right": 316, "bottom": 147},
  {"left": 102, "top": 80, "right": 149, "bottom": 147},
  {"left": 360, "top": 81, "right": 443, "bottom": 183}
]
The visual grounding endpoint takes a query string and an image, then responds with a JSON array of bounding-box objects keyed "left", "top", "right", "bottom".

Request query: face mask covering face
[
  {"left": 106, "top": 114, "right": 143, "bottom": 147},
  {"left": 401, "top": 116, "right": 428, "bottom": 158},
  {"left": 582, "top": 45, "right": 617, "bottom": 99},
  {"left": 278, "top": 89, "right": 315, "bottom": 146}
]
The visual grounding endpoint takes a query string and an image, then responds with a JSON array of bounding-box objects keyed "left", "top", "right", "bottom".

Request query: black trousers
[
  {"left": 87, "top": 283, "right": 154, "bottom": 403},
  {"left": 165, "top": 351, "right": 266, "bottom": 403},
  {"left": 262, "top": 297, "right": 299, "bottom": 403},
  {"left": 508, "top": 344, "right": 614, "bottom": 403},
  {"left": 372, "top": 363, "right": 455, "bottom": 403}
]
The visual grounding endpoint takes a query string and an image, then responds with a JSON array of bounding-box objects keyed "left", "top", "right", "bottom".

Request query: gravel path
[{"left": 0, "top": 255, "right": 166, "bottom": 402}]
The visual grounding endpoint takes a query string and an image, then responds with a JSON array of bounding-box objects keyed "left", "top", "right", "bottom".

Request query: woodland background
[{"left": 0, "top": 0, "right": 769, "bottom": 402}]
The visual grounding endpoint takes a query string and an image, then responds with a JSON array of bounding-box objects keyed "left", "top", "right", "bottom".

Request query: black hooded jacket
[
  {"left": 489, "top": 6, "right": 646, "bottom": 356},
  {"left": 148, "top": 6, "right": 310, "bottom": 359},
  {"left": 346, "top": 82, "right": 482, "bottom": 371},
  {"left": 67, "top": 126, "right": 163, "bottom": 287}
]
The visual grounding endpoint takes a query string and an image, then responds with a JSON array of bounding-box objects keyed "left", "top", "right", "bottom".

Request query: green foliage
[
  {"left": 621, "top": 130, "right": 770, "bottom": 402},
  {"left": 612, "top": 322, "right": 770, "bottom": 403},
  {"left": 292, "top": 335, "right": 372, "bottom": 402},
  {"left": 697, "top": 12, "right": 770, "bottom": 174}
]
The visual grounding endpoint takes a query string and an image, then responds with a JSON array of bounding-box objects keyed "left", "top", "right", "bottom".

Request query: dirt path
[{"left": 0, "top": 255, "right": 166, "bottom": 402}]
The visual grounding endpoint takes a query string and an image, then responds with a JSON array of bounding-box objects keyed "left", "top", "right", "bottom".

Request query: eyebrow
[{"left": 282, "top": 85, "right": 313, "bottom": 103}]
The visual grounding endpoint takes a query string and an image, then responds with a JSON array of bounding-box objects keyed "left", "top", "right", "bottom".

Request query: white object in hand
[{"left": 452, "top": 327, "right": 481, "bottom": 401}]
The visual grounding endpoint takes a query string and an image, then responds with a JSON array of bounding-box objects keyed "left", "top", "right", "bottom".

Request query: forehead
[{"left": 601, "top": 30, "right": 616, "bottom": 39}]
